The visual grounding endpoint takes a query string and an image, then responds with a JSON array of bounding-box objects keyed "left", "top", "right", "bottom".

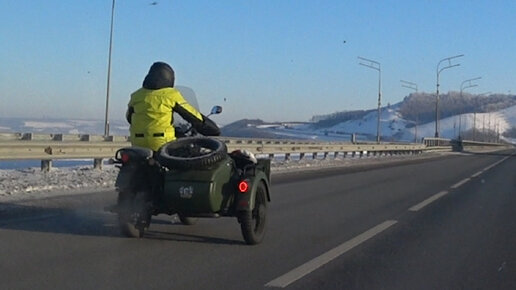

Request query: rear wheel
[
  {"left": 118, "top": 191, "right": 151, "bottom": 238},
  {"left": 239, "top": 182, "right": 267, "bottom": 245}
]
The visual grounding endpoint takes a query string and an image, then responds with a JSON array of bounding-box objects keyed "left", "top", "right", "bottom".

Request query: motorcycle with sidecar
[{"left": 107, "top": 105, "right": 271, "bottom": 245}]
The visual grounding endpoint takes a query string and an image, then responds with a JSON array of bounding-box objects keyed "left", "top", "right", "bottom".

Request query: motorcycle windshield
[{"left": 174, "top": 85, "right": 200, "bottom": 126}]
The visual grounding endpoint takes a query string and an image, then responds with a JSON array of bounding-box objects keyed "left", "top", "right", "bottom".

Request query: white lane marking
[
  {"left": 483, "top": 164, "right": 497, "bottom": 171},
  {"left": 409, "top": 153, "right": 513, "bottom": 213},
  {"left": 471, "top": 171, "right": 483, "bottom": 178},
  {"left": 450, "top": 178, "right": 471, "bottom": 189},
  {"left": 482, "top": 155, "right": 511, "bottom": 172},
  {"left": 265, "top": 220, "right": 397, "bottom": 288},
  {"left": 409, "top": 190, "right": 449, "bottom": 212}
]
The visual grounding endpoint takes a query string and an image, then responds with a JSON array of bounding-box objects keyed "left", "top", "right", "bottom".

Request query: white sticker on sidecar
[{"left": 179, "top": 186, "right": 194, "bottom": 199}]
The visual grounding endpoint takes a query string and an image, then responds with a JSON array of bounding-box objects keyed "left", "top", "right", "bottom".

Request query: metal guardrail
[
  {"left": 422, "top": 137, "right": 452, "bottom": 147},
  {"left": 0, "top": 133, "right": 429, "bottom": 170},
  {"left": 422, "top": 137, "right": 509, "bottom": 152},
  {"left": 460, "top": 140, "right": 507, "bottom": 147},
  {"left": 421, "top": 137, "right": 455, "bottom": 152},
  {"left": 0, "top": 133, "right": 507, "bottom": 171}
]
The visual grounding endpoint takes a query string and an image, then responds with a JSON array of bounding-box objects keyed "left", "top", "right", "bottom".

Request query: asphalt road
[{"left": 0, "top": 150, "right": 515, "bottom": 289}]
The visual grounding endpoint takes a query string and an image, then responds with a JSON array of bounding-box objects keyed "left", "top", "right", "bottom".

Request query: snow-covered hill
[
  {"left": 1, "top": 104, "right": 515, "bottom": 144},
  {"left": 240, "top": 104, "right": 516, "bottom": 144}
]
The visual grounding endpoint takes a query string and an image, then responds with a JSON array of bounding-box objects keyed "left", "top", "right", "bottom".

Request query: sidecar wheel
[
  {"left": 239, "top": 182, "right": 267, "bottom": 245},
  {"left": 178, "top": 214, "right": 198, "bottom": 225}
]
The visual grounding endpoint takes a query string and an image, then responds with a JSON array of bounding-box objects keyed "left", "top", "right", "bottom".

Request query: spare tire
[{"left": 158, "top": 137, "right": 227, "bottom": 170}]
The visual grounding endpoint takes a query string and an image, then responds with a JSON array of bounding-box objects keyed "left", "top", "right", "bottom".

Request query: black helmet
[{"left": 142, "top": 61, "right": 175, "bottom": 89}]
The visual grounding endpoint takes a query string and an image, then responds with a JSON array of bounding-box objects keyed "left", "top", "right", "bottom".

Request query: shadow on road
[
  {"left": 0, "top": 202, "right": 243, "bottom": 245},
  {"left": 0, "top": 202, "right": 121, "bottom": 237},
  {"left": 144, "top": 230, "right": 244, "bottom": 245}
]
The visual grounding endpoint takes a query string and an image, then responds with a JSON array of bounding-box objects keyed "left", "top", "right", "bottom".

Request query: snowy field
[
  {"left": 253, "top": 104, "right": 516, "bottom": 143},
  {"left": 0, "top": 152, "right": 447, "bottom": 202}
]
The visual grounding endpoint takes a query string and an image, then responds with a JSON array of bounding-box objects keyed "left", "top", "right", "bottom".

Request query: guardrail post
[
  {"left": 334, "top": 152, "right": 339, "bottom": 159},
  {"left": 312, "top": 153, "right": 317, "bottom": 159},
  {"left": 323, "top": 152, "right": 329, "bottom": 159},
  {"left": 93, "top": 158, "right": 103, "bottom": 170},
  {"left": 285, "top": 153, "right": 291, "bottom": 161},
  {"left": 22, "top": 133, "right": 33, "bottom": 140},
  {"left": 41, "top": 160, "right": 52, "bottom": 172},
  {"left": 299, "top": 153, "right": 305, "bottom": 160},
  {"left": 268, "top": 154, "right": 274, "bottom": 159}
]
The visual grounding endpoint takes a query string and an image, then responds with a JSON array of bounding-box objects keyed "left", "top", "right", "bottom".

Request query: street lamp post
[
  {"left": 358, "top": 56, "right": 381, "bottom": 143},
  {"left": 104, "top": 0, "right": 116, "bottom": 137},
  {"left": 476, "top": 92, "right": 491, "bottom": 141},
  {"left": 400, "top": 80, "right": 418, "bottom": 142},
  {"left": 435, "top": 54, "right": 464, "bottom": 137},
  {"left": 459, "top": 77, "right": 481, "bottom": 139}
]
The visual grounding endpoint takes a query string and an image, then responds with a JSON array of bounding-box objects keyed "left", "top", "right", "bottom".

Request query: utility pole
[
  {"left": 473, "top": 112, "right": 476, "bottom": 140},
  {"left": 400, "top": 80, "right": 418, "bottom": 142},
  {"left": 477, "top": 92, "right": 491, "bottom": 141},
  {"left": 358, "top": 56, "right": 382, "bottom": 143},
  {"left": 488, "top": 113, "right": 491, "bottom": 141},
  {"left": 400, "top": 80, "right": 418, "bottom": 92},
  {"left": 496, "top": 121, "right": 500, "bottom": 143},
  {"left": 459, "top": 77, "right": 481, "bottom": 139},
  {"left": 482, "top": 114, "right": 485, "bottom": 141},
  {"left": 435, "top": 54, "right": 464, "bottom": 137},
  {"left": 104, "top": 0, "right": 116, "bottom": 137}
]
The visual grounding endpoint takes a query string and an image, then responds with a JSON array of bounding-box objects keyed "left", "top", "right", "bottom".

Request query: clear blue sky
[{"left": 1, "top": 0, "right": 515, "bottom": 124}]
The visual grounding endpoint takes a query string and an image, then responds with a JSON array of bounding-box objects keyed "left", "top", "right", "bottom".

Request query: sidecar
[{"left": 157, "top": 137, "right": 271, "bottom": 245}]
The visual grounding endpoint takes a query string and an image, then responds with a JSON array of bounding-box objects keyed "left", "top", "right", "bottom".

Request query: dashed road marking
[
  {"left": 470, "top": 171, "right": 483, "bottom": 178},
  {"left": 410, "top": 153, "right": 512, "bottom": 213},
  {"left": 265, "top": 220, "right": 398, "bottom": 288},
  {"left": 450, "top": 178, "right": 471, "bottom": 189},
  {"left": 483, "top": 155, "right": 512, "bottom": 172},
  {"left": 409, "top": 190, "right": 449, "bottom": 212}
]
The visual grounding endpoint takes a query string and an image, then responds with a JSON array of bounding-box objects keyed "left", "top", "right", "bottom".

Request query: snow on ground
[
  {"left": 328, "top": 108, "right": 408, "bottom": 137},
  {"left": 0, "top": 152, "right": 443, "bottom": 202},
  {"left": 0, "top": 165, "right": 118, "bottom": 200},
  {"left": 257, "top": 108, "right": 410, "bottom": 142},
  {"left": 256, "top": 104, "right": 516, "bottom": 143},
  {"left": 500, "top": 104, "right": 516, "bottom": 125},
  {"left": 24, "top": 121, "right": 74, "bottom": 129}
]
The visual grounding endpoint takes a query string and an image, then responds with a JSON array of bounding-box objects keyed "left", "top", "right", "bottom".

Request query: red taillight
[
  {"left": 238, "top": 180, "right": 249, "bottom": 193},
  {"left": 121, "top": 153, "right": 130, "bottom": 163}
]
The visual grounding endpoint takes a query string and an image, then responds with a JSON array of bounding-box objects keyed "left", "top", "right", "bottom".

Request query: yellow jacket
[{"left": 127, "top": 87, "right": 203, "bottom": 151}]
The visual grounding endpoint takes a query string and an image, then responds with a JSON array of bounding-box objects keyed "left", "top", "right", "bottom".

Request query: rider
[{"left": 126, "top": 62, "right": 220, "bottom": 151}]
